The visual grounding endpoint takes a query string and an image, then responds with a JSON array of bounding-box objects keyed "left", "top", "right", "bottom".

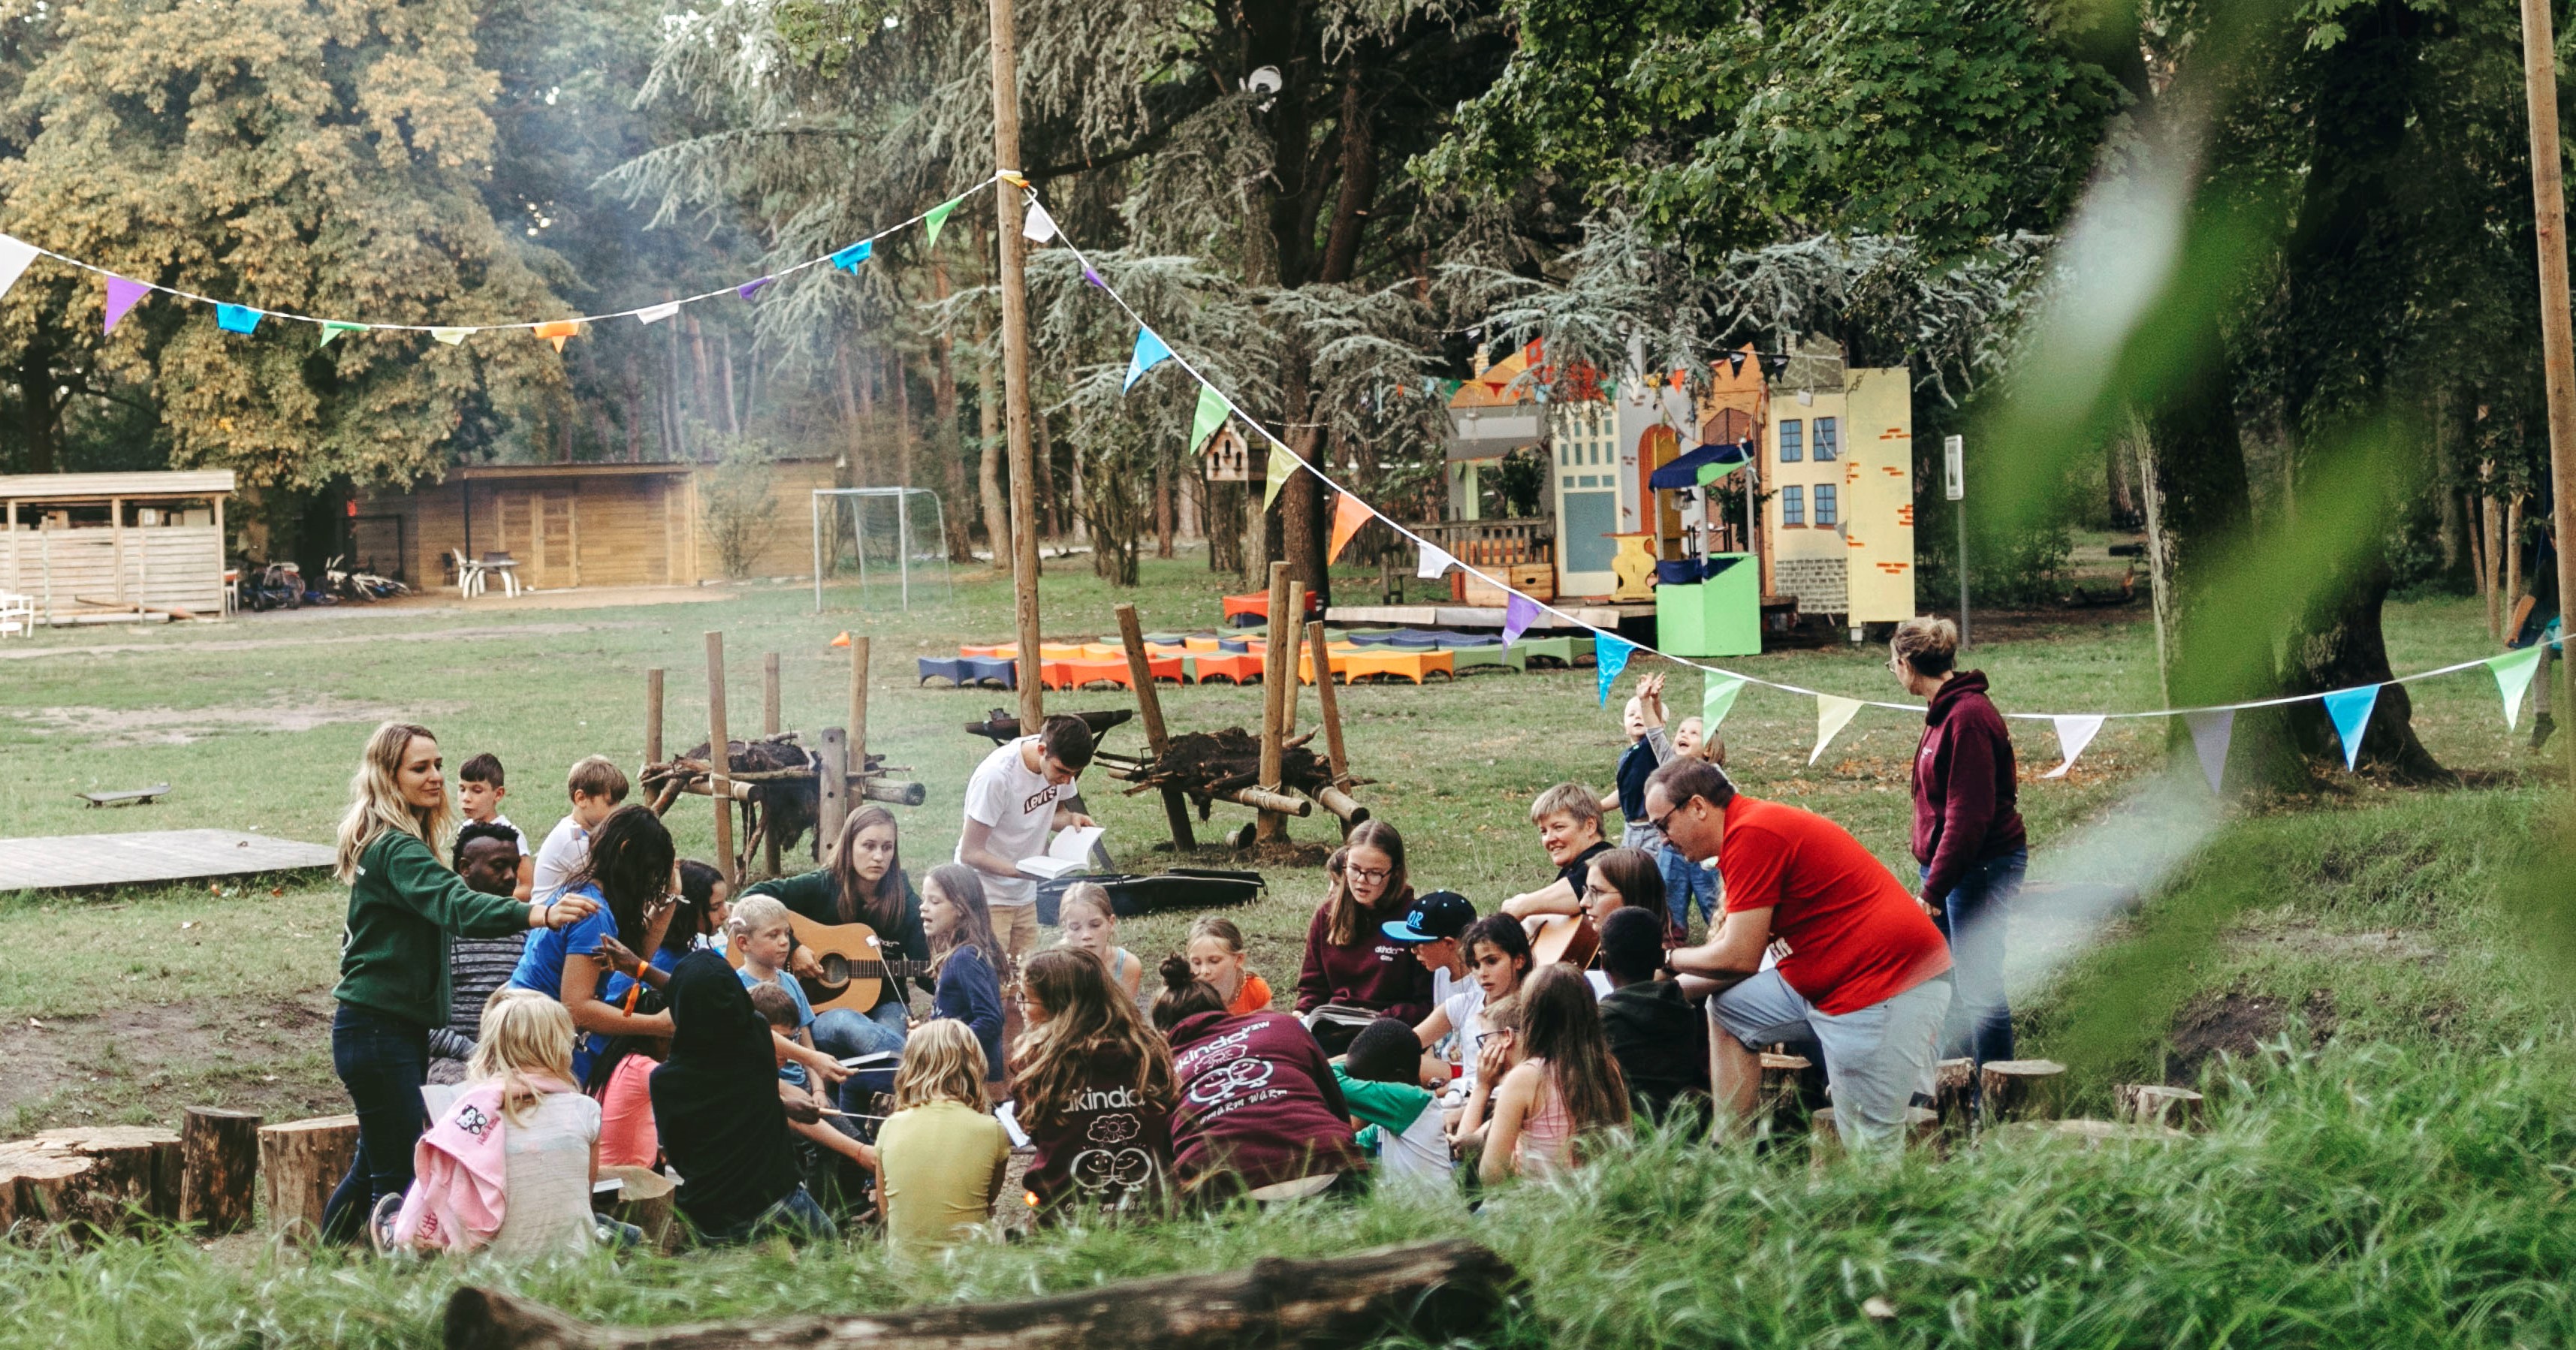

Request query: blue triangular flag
[
  {"left": 1595, "top": 635, "right": 1636, "bottom": 704},
  {"left": 830, "top": 240, "right": 873, "bottom": 272},
  {"left": 2321, "top": 684, "right": 2381, "bottom": 772},
  {"left": 1124, "top": 327, "right": 1173, "bottom": 391},
  {"left": 216, "top": 303, "right": 261, "bottom": 335}
]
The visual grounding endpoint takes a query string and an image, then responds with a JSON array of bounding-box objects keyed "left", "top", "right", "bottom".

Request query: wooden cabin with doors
[
  {"left": 353, "top": 459, "right": 836, "bottom": 592},
  {"left": 0, "top": 470, "right": 234, "bottom": 622}
]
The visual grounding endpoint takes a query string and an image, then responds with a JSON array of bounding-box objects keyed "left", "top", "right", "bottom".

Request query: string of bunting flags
[
  {"left": 1023, "top": 179, "right": 2565, "bottom": 792},
  {"left": 0, "top": 175, "right": 1003, "bottom": 347}
]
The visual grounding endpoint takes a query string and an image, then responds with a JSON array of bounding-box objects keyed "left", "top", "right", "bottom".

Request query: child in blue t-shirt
[{"left": 728, "top": 896, "right": 819, "bottom": 1086}]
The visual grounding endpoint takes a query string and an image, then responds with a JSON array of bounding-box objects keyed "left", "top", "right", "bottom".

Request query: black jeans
[{"left": 321, "top": 1002, "right": 430, "bottom": 1243}]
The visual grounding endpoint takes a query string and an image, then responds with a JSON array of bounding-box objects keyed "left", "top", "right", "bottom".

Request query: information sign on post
[{"left": 1944, "top": 435, "right": 1968, "bottom": 646}]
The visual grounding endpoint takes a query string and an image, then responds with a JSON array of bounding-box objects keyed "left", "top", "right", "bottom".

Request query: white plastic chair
[
  {"left": 450, "top": 549, "right": 487, "bottom": 598},
  {"left": 0, "top": 592, "right": 35, "bottom": 638}
]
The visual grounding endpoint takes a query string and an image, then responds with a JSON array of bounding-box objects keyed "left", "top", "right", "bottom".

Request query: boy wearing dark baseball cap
[{"left": 1383, "top": 890, "right": 1478, "bottom": 1023}]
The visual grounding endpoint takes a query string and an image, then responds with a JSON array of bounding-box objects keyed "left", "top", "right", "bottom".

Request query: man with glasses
[{"left": 1645, "top": 758, "right": 1952, "bottom": 1152}]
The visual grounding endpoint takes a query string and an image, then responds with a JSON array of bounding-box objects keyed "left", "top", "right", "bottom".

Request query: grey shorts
[{"left": 1711, "top": 970, "right": 1951, "bottom": 1152}]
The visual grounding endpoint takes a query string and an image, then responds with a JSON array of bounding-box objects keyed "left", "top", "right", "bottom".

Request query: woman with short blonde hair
[{"left": 324, "top": 721, "right": 598, "bottom": 1246}]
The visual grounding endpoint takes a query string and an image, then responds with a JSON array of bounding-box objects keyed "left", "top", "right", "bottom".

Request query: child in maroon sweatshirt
[
  {"left": 1294, "top": 822, "right": 1434, "bottom": 1025},
  {"left": 1153, "top": 957, "right": 1362, "bottom": 1201},
  {"left": 1013, "top": 950, "right": 1176, "bottom": 1219}
]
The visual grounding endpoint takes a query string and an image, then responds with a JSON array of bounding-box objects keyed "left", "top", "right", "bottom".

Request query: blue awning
[{"left": 1647, "top": 438, "right": 1754, "bottom": 489}]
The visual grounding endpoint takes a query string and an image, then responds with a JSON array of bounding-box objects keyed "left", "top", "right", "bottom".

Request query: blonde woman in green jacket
[{"left": 322, "top": 721, "right": 600, "bottom": 1246}]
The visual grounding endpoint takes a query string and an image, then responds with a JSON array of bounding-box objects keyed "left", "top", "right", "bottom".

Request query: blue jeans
[
  {"left": 322, "top": 1002, "right": 430, "bottom": 1243},
  {"left": 812, "top": 1000, "right": 908, "bottom": 1114},
  {"left": 1661, "top": 845, "right": 1718, "bottom": 931},
  {"left": 1923, "top": 848, "right": 2025, "bottom": 1070},
  {"left": 698, "top": 1183, "right": 838, "bottom": 1246}
]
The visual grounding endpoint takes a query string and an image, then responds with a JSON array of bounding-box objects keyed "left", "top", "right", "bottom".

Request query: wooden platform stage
[{"left": 0, "top": 829, "right": 337, "bottom": 892}]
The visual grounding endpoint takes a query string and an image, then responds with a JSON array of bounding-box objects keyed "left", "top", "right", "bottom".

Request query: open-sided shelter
[{"left": 0, "top": 470, "right": 234, "bottom": 621}]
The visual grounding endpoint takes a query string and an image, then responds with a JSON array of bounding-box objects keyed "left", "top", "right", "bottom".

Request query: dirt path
[
  {"left": 0, "top": 995, "right": 345, "bottom": 1132},
  {"left": 0, "top": 619, "right": 653, "bottom": 661}
]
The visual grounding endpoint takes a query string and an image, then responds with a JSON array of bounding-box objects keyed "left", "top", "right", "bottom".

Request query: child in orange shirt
[{"left": 1185, "top": 915, "right": 1273, "bottom": 1015}]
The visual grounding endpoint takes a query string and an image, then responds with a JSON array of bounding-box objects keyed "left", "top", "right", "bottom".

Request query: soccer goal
[{"left": 810, "top": 487, "right": 953, "bottom": 613}]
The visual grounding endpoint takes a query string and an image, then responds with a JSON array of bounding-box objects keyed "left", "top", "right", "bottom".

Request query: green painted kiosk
[{"left": 1654, "top": 553, "right": 1761, "bottom": 657}]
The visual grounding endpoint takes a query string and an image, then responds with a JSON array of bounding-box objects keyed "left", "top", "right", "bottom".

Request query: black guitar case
[{"left": 1036, "top": 867, "right": 1267, "bottom": 924}]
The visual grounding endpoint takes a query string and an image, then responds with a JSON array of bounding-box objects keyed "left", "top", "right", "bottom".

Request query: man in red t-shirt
[{"left": 1647, "top": 758, "right": 1953, "bottom": 1152}]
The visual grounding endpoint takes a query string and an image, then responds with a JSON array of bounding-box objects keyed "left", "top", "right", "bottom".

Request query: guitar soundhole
[{"left": 819, "top": 954, "right": 849, "bottom": 988}]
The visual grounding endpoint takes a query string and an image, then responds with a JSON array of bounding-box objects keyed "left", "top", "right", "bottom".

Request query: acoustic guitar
[
  {"left": 1528, "top": 912, "right": 1600, "bottom": 972},
  {"left": 728, "top": 914, "right": 942, "bottom": 1015}
]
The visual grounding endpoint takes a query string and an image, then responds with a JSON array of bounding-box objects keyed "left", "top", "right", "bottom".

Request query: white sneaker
[{"left": 370, "top": 1192, "right": 403, "bottom": 1254}]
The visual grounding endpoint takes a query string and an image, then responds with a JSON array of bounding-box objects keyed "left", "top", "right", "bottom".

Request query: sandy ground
[{"left": 7, "top": 694, "right": 466, "bottom": 746}]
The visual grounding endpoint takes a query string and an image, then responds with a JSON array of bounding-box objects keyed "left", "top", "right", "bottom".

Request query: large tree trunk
[
  {"left": 976, "top": 328, "right": 1012, "bottom": 573},
  {"left": 2282, "top": 544, "right": 2452, "bottom": 781},
  {"left": 20, "top": 343, "right": 62, "bottom": 474},
  {"left": 835, "top": 342, "right": 866, "bottom": 487}
]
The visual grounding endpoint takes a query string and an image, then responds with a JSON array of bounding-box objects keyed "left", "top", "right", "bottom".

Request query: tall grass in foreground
[{"left": 6, "top": 1041, "right": 2574, "bottom": 1348}]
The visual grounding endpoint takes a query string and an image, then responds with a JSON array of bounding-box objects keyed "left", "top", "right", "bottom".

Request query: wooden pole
[
  {"left": 705, "top": 631, "right": 736, "bottom": 886},
  {"left": 1115, "top": 602, "right": 1196, "bottom": 851},
  {"left": 1255, "top": 561, "right": 1290, "bottom": 842},
  {"left": 816, "top": 726, "right": 849, "bottom": 865},
  {"left": 2520, "top": 0, "right": 2576, "bottom": 777},
  {"left": 179, "top": 1107, "right": 261, "bottom": 1233},
  {"left": 1307, "top": 614, "right": 1348, "bottom": 788},
  {"left": 849, "top": 636, "right": 871, "bottom": 772},
  {"left": 1277, "top": 579, "right": 1308, "bottom": 757},
  {"left": 990, "top": 0, "right": 1044, "bottom": 732},
  {"left": 644, "top": 668, "right": 665, "bottom": 766},
  {"left": 761, "top": 651, "right": 782, "bottom": 877}
]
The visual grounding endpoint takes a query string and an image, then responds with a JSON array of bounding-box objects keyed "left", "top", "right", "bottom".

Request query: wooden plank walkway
[{"left": 0, "top": 830, "right": 336, "bottom": 891}]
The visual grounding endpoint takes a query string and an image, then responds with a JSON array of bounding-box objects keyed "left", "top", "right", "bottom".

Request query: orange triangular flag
[
  {"left": 534, "top": 320, "right": 578, "bottom": 352},
  {"left": 830, "top": 631, "right": 851, "bottom": 648},
  {"left": 1328, "top": 492, "right": 1371, "bottom": 564}
]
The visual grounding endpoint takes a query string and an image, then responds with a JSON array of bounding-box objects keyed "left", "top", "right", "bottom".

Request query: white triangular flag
[
  {"left": 2044, "top": 715, "right": 2104, "bottom": 779},
  {"left": 1416, "top": 542, "right": 1458, "bottom": 580},
  {"left": 1811, "top": 695, "right": 1862, "bottom": 765},
  {"left": 0, "top": 235, "right": 40, "bottom": 301},
  {"left": 2183, "top": 710, "right": 2233, "bottom": 794},
  {"left": 635, "top": 302, "right": 680, "bottom": 325},
  {"left": 1022, "top": 200, "right": 1059, "bottom": 243}
]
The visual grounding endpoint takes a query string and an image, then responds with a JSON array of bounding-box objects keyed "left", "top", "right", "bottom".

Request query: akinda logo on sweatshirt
[{"left": 1074, "top": 1084, "right": 1147, "bottom": 1113}]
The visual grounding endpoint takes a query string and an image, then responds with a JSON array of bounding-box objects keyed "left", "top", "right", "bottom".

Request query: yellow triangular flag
[
  {"left": 430, "top": 327, "right": 471, "bottom": 346},
  {"left": 1262, "top": 442, "right": 1299, "bottom": 510},
  {"left": 1811, "top": 695, "right": 1862, "bottom": 764}
]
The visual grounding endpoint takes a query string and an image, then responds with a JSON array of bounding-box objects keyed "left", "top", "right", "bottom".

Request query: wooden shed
[
  {"left": 353, "top": 459, "right": 837, "bottom": 592},
  {"left": 1, "top": 470, "right": 234, "bottom": 622}
]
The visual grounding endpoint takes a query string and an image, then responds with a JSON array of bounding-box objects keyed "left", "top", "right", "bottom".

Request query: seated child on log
[
  {"left": 1185, "top": 915, "right": 1274, "bottom": 1015},
  {"left": 1593, "top": 907, "right": 1709, "bottom": 1122},
  {"left": 1012, "top": 948, "right": 1175, "bottom": 1220},
  {"left": 455, "top": 752, "right": 533, "bottom": 901},
  {"left": 1055, "top": 881, "right": 1142, "bottom": 1004},
  {"left": 874, "top": 1018, "right": 1012, "bottom": 1255},
  {"left": 428, "top": 821, "right": 532, "bottom": 1085},
  {"left": 1335, "top": 1017, "right": 1454, "bottom": 1189}
]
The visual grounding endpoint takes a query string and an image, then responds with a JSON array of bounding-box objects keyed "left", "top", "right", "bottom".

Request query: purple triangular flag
[
  {"left": 737, "top": 276, "right": 773, "bottom": 300},
  {"left": 1083, "top": 267, "right": 1105, "bottom": 288},
  {"left": 103, "top": 276, "right": 149, "bottom": 333},
  {"left": 1503, "top": 592, "right": 1541, "bottom": 646}
]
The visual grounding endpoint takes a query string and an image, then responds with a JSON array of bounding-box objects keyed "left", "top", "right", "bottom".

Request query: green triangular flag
[
  {"left": 2489, "top": 645, "right": 2546, "bottom": 732},
  {"left": 318, "top": 321, "right": 367, "bottom": 348},
  {"left": 1696, "top": 460, "right": 1744, "bottom": 486},
  {"left": 1263, "top": 441, "right": 1299, "bottom": 511},
  {"left": 1188, "top": 383, "right": 1227, "bottom": 454},
  {"left": 922, "top": 195, "right": 961, "bottom": 248},
  {"left": 1703, "top": 673, "right": 1745, "bottom": 730}
]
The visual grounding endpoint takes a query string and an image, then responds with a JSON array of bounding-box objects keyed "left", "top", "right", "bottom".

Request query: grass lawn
[{"left": 4, "top": 550, "right": 2574, "bottom": 1345}]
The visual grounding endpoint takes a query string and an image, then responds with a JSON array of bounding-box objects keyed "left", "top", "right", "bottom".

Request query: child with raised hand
[
  {"left": 1185, "top": 915, "right": 1274, "bottom": 1015},
  {"left": 1056, "top": 882, "right": 1142, "bottom": 1002},
  {"left": 874, "top": 1019, "right": 1012, "bottom": 1255},
  {"left": 1335, "top": 1017, "right": 1453, "bottom": 1188},
  {"left": 1469, "top": 966, "right": 1631, "bottom": 1184},
  {"left": 1012, "top": 948, "right": 1176, "bottom": 1220},
  {"left": 922, "top": 863, "right": 1008, "bottom": 1086}
]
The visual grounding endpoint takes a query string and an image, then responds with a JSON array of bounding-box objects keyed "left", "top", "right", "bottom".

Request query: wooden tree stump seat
[{"left": 1978, "top": 1059, "right": 2068, "bottom": 1125}]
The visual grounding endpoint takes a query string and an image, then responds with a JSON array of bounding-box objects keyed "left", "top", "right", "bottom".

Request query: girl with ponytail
[{"left": 1156, "top": 956, "right": 1363, "bottom": 1202}]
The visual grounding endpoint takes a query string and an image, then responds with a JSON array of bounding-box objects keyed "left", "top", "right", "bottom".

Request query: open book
[{"left": 1018, "top": 824, "right": 1104, "bottom": 880}]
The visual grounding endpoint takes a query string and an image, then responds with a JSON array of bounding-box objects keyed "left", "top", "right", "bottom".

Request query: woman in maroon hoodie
[
  {"left": 1891, "top": 617, "right": 2027, "bottom": 1072},
  {"left": 1154, "top": 957, "right": 1362, "bottom": 1201},
  {"left": 1294, "top": 821, "right": 1434, "bottom": 1035}
]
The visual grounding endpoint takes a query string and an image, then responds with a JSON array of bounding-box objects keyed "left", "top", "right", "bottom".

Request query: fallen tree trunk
[{"left": 445, "top": 1237, "right": 1517, "bottom": 1350}]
